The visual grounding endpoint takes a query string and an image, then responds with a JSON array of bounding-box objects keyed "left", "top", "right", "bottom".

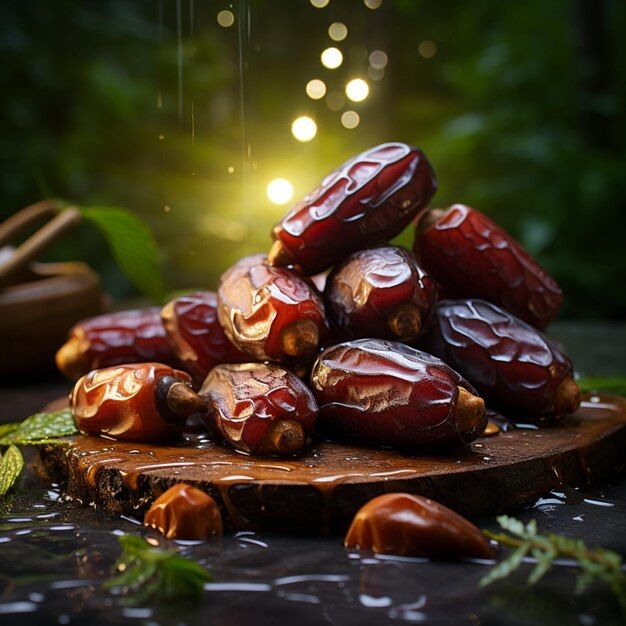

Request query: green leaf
[
  {"left": 577, "top": 376, "right": 626, "bottom": 396},
  {"left": 0, "top": 409, "right": 78, "bottom": 446},
  {"left": 480, "top": 543, "right": 530, "bottom": 587},
  {"left": 78, "top": 206, "right": 165, "bottom": 301},
  {"left": 0, "top": 445, "right": 24, "bottom": 495}
]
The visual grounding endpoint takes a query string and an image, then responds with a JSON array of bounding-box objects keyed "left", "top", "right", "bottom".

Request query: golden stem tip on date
[
  {"left": 554, "top": 376, "right": 581, "bottom": 415},
  {"left": 281, "top": 319, "right": 320, "bottom": 358},
  {"left": 166, "top": 382, "right": 207, "bottom": 418},
  {"left": 456, "top": 386, "right": 486, "bottom": 433},
  {"left": 268, "top": 239, "right": 295, "bottom": 268},
  {"left": 55, "top": 336, "right": 90, "bottom": 381},
  {"left": 387, "top": 304, "right": 422, "bottom": 341},
  {"left": 257, "top": 419, "right": 306, "bottom": 456}
]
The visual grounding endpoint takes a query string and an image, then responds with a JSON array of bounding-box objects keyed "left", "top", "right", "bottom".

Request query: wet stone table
[{"left": 1, "top": 322, "right": 625, "bottom": 626}]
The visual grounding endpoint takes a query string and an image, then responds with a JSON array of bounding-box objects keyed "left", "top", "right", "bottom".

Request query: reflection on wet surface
[{"left": 1, "top": 458, "right": 625, "bottom": 625}]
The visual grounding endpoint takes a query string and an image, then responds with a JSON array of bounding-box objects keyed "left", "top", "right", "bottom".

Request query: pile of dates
[{"left": 57, "top": 141, "right": 581, "bottom": 457}]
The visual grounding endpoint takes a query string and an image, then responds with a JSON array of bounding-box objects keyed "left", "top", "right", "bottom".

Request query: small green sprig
[
  {"left": 481, "top": 516, "right": 626, "bottom": 609},
  {"left": 0, "top": 408, "right": 78, "bottom": 446},
  {"left": 105, "top": 534, "right": 213, "bottom": 604},
  {"left": 0, "top": 445, "right": 24, "bottom": 496},
  {"left": 577, "top": 376, "right": 626, "bottom": 397}
]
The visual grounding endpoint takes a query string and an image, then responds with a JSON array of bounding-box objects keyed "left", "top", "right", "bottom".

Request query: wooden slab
[{"left": 39, "top": 394, "right": 626, "bottom": 534}]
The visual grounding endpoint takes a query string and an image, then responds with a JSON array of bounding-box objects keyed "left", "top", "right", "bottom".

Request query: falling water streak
[
  {"left": 176, "top": 0, "right": 184, "bottom": 125},
  {"left": 238, "top": 0, "right": 251, "bottom": 234}
]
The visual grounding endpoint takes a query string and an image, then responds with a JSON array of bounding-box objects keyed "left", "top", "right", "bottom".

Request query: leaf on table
[
  {"left": 78, "top": 206, "right": 165, "bottom": 301},
  {"left": 0, "top": 445, "right": 24, "bottom": 495},
  {"left": 577, "top": 376, "right": 626, "bottom": 396},
  {"left": 0, "top": 409, "right": 78, "bottom": 446}
]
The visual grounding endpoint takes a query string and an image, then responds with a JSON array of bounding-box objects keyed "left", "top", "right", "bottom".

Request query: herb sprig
[
  {"left": 577, "top": 376, "right": 626, "bottom": 397},
  {"left": 105, "top": 534, "right": 213, "bottom": 604},
  {"left": 481, "top": 516, "right": 626, "bottom": 609},
  {"left": 0, "top": 445, "right": 24, "bottom": 495}
]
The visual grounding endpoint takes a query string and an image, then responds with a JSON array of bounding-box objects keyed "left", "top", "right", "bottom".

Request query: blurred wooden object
[{"left": 0, "top": 200, "right": 106, "bottom": 378}]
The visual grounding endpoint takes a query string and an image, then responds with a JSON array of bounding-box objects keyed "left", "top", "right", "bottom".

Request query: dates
[
  {"left": 325, "top": 246, "right": 436, "bottom": 342},
  {"left": 345, "top": 493, "right": 494, "bottom": 559},
  {"left": 309, "top": 339, "right": 486, "bottom": 449},
  {"left": 144, "top": 483, "right": 222, "bottom": 540},
  {"left": 199, "top": 363, "right": 318, "bottom": 456},
  {"left": 424, "top": 299, "right": 581, "bottom": 417},
  {"left": 56, "top": 308, "right": 177, "bottom": 381},
  {"left": 71, "top": 363, "right": 205, "bottom": 442},
  {"left": 414, "top": 205, "right": 562, "bottom": 329},
  {"left": 217, "top": 254, "right": 328, "bottom": 362},
  {"left": 269, "top": 143, "right": 437, "bottom": 275},
  {"left": 161, "top": 291, "right": 248, "bottom": 384}
]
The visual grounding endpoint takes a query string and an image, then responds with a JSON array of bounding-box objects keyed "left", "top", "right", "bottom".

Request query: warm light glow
[
  {"left": 369, "top": 50, "right": 388, "bottom": 69},
  {"left": 217, "top": 10, "right": 235, "bottom": 28},
  {"left": 310, "top": 0, "right": 329, "bottom": 7},
  {"left": 291, "top": 116, "right": 317, "bottom": 142},
  {"left": 306, "top": 79, "right": 327, "bottom": 100},
  {"left": 267, "top": 179, "right": 294, "bottom": 205},
  {"left": 345, "top": 78, "right": 369, "bottom": 102},
  {"left": 364, "top": 0, "right": 382, "bottom": 8},
  {"left": 328, "top": 22, "right": 347, "bottom": 42},
  {"left": 368, "top": 66, "right": 385, "bottom": 81},
  {"left": 418, "top": 40, "right": 437, "bottom": 59},
  {"left": 341, "top": 111, "right": 360, "bottom": 129},
  {"left": 321, "top": 47, "right": 343, "bottom": 69},
  {"left": 326, "top": 92, "right": 345, "bottom": 111}
]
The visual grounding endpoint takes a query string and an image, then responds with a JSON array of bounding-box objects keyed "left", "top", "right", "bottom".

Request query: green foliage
[
  {"left": 105, "top": 534, "right": 213, "bottom": 604},
  {"left": 0, "top": 409, "right": 78, "bottom": 446},
  {"left": 79, "top": 206, "right": 165, "bottom": 301},
  {"left": 482, "top": 516, "right": 626, "bottom": 610},
  {"left": 577, "top": 376, "right": 626, "bottom": 396},
  {"left": 0, "top": 445, "right": 24, "bottom": 496}
]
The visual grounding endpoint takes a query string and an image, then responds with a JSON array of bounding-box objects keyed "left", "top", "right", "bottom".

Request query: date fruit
[
  {"left": 269, "top": 142, "right": 437, "bottom": 275},
  {"left": 56, "top": 308, "right": 177, "bottom": 381},
  {"left": 161, "top": 291, "right": 248, "bottom": 384},
  {"left": 217, "top": 254, "right": 328, "bottom": 362},
  {"left": 424, "top": 299, "right": 581, "bottom": 417},
  {"left": 199, "top": 362, "right": 318, "bottom": 456},
  {"left": 325, "top": 246, "right": 437, "bottom": 342},
  {"left": 345, "top": 493, "right": 494, "bottom": 559},
  {"left": 144, "top": 483, "right": 222, "bottom": 540},
  {"left": 414, "top": 205, "right": 563, "bottom": 329},
  {"left": 309, "top": 338, "right": 486, "bottom": 449},
  {"left": 71, "top": 363, "right": 205, "bottom": 442}
]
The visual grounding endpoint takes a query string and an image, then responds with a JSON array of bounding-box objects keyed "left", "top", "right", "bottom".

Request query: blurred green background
[{"left": 0, "top": 0, "right": 624, "bottom": 318}]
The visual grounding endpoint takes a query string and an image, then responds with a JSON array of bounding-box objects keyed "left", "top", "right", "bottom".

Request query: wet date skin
[
  {"left": 310, "top": 339, "right": 486, "bottom": 449},
  {"left": 56, "top": 307, "right": 177, "bottom": 381},
  {"left": 217, "top": 254, "right": 328, "bottom": 363},
  {"left": 345, "top": 493, "right": 494, "bottom": 559},
  {"left": 199, "top": 363, "right": 318, "bottom": 456},
  {"left": 71, "top": 363, "right": 204, "bottom": 442},
  {"left": 269, "top": 143, "right": 437, "bottom": 275},
  {"left": 325, "top": 246, "right": 437, "bottom": 343},
  {"left": 161, "top": 291, "right": 248, "bottom": 385},
  {"left": 414, "top": 205, "right": 563, "bottom": 329},
  {"left": 424, "top": 299, "right": 581, "bottom": 417}
]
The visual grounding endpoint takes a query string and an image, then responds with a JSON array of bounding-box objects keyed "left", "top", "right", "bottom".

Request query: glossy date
[
  {"left": 56, "top": 308, "right": 177, "bottom": 381},
  {"left": 414, "top": 205, "right": 563, "bottom": 329},
  {"left": 199, "top": 363, "right": 318, "bottom": 456},
  {"left": 309, "top": 338, "right": 486, "bottom": 449},
  {"left": 269, "top": 143, "right": 437, "bottom": 275},
  {"left": 423, "top": 299, "right": 581, "bottom": 417},
  {"left": 325, "top": 246, "right": 437, "bottom": 342},
  {"left": 217, "top": 254, "right": 328, "bottom": 362}
]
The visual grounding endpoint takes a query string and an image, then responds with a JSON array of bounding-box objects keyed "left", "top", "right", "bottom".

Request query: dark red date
[
  {"left": 56, "top": 308, "right": 177, "bottom": 381},
  {"left": 325, "top": 246, "right": 437, "bottom": 342},
  {"left": 309, "top": 338, "right": 486, "bottom": 449},
  {"left": 199, "top": 363, "right": 318, "bottom": 456},
  {"left": 161, "top": 291, "right": 248, "bottom": 385},
  {"left": 423, "top": 299, "right": 581, "bottom": 417},
  {"left": 269, "top": 143, "right": 437, "bottom": 275},
  {"left": 414, "top": 205, "right": 562, "bottom": 329},
  {"left": 217, "top": 254, "right": 328, "bottom": 362}
]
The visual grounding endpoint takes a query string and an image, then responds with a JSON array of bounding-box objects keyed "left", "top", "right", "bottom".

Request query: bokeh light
[
  {"left": 326, "top": 92, "right": 345, "bottom": 111},
  {"left": 345, "top": 78, "right": 369, "bottom": 102},
  {"left": 291, "top": 116, "right": 317, "bottom": 142},
  {"left": 306, "top": 79, "right": 327, "bottom": 100},
  {"left": 341, "top": 111, "right": 360, "bottom": 129},
  {"left": 368, "top": 66, "right": 385, "bottom": 81},
  {"left": 267, "top": 178, "right": 294, "bottom": 205},
  {"left": 369, "top": 50, "right": 388, "bottom": 69},
  {"left": 321, "top": 47, "right": 343, "bottom": 69},
  {"left": 418, "top": 40, "right": 437, "bottom": 59},
  {"left": 364, "top": 0, "right": 382, "bottom": 8},
  {"left": 216, "top": 10, "right": 235, "bottom": 28},
  {"left": 310, "top": 0, "right": 330, "bottom": 7},
  {"left": 328, "top": 22, "right": 348, "bottom": 42}
]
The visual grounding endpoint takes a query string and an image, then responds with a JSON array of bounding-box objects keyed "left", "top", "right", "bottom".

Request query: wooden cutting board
[{"left": 38, "top": 394, "right": 626, "bottom": 534}]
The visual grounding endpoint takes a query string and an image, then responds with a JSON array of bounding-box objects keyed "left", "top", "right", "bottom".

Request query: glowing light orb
[
  {"left": 326, "top": 92, "right": 345, "bottom": 111},
  {"left": 306, "top": 79, "right": 327, "bottom": 100},
  {"left": 310, "top": 0, "right": 329, "bottom": 7},
  {"left": 267, "top": 179, "right": 294, "bottom": 205},
  {"left": 418, "top": 40, "right": 437, "bottom": 59},
  {"left": 364, "top": 0, "right": 382, "bottom": 8},
  {"left": 328, "top": 22, "right": 348, "bottom": 42},
  {"left": 341, "top": 111, "right": 360, "bottom": 129},
  {"left": 217, "top": 10, "right": 235, "bottom": 27},
  {"left": 369, "top": 50, "right": 388, "bottom": 69},
  {"left": 291, "top": 116, "right": 317, "bottom": 142},
  {"left": 345, "top": 78, "right": 369, "bottom": 102},
  {"left": 321, "top": 47, "right": 343, "bottom": 69}
]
